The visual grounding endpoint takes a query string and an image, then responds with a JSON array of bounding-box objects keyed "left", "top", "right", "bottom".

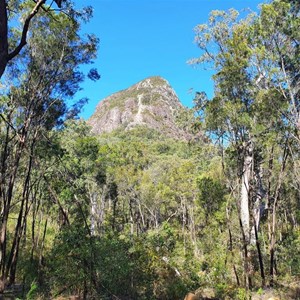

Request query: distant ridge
[{"left": 88, "top": 76, "right": 191, "bottom": 139}]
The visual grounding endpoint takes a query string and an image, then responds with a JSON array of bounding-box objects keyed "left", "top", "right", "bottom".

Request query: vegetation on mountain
[{"left": 0, "top": 0, "right": 299, "bottom": 299}]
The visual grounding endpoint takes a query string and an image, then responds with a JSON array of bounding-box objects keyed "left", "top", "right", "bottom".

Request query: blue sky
[{"left": 75, "top": 0, "right": 265, "bottom": 119}]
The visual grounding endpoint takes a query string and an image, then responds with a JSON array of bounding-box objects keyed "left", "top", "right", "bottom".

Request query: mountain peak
[
  {"left": 88, "top": 76, "right": 189, "bottom": 139},
  {"left": 135, "top": 76, "right": 168, "bottom": 87}
]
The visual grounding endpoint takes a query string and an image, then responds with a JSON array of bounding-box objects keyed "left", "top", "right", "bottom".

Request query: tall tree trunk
[
  {"left": 0, "top": 0, "right": 8, "bottom": 79},
  {"left": 251, "top": 162, "right": 266, "bottom": 287},
  {"left": 90, "top": 191, "right": 97, "bottom": 236},
  {"left": 6, "top": 140, "right": 35, "bottom": 285},
  {"left": 269, "top": 140, "right": 288, "bottom": 286},
  {"left": 250, "top": 164, "right": 265, "bottom": 244},
  {"left": 239, "top": 217, "right": 251, "bottom": 289},
  {"left": 0, "top": 141, "right": 25, "bottom": 292},
  {"left": 240, "top": 142, "right": 252, "bottom": 243},
  {"left": 254, "top": 222, "right": 265, "bottom": 287},
  {"left": 239, "top": 141, "right": 254, "bottom": 289},
  {"left": 129, "top": 198, "right": 134, "bottom": 235}
]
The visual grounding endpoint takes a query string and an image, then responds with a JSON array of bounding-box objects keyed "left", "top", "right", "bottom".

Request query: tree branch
[{"left": 7, "top": 0, "right": 46, "bottom": 61}]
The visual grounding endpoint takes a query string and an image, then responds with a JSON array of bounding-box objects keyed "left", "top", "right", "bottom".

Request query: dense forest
[{"left": 0, "top": 0, "right": 299, "bottom": 299}]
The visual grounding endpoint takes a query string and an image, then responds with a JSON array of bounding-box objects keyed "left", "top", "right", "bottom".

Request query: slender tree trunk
[
  {"left": 181, "top": 196, "right": 187, "bottom": 254},
  {"left": 226, "top": 204, "right": 240, "bottom": 286},
  {"left": 129, "top": 198, "right": 134, "bottom": 235},
  {"left": 251, "top": 164, "right": 265, "bottom": 244},
  {"left": 90, "top": 191, "right": 97, "bottom": 236},
  {"left": 31, "top": 188, "right": 41, "bottom": 260},
  {"left": 98, "top": 187, "right": 106, "bottom": 233},
  {"left": 0, "top": 120, "right": 10, "bottom": 291},
  {"left": 39, "top": 218, "right": 48, "bottom": 267},
  {"left": 254, "top": 223, "right": 265, "bottom": 287},
  {"left": 0, "top": 140, "right": 25, "bottom": 291},
  {"left": 0, "top": 0, "right": 8, "bottom": 79},
  {"left": 137, "top": 199, "right": 145, "bottom": 232},
  {"left": 189, "top": 204, "right": 198, "bottom": 256},
  {"left": 239, "top": 217, "right": 251, "bottom": 289},
  {"left": 112, "top": 198, "right": 117, "bottom": 231},
  {"left": 7, "top": 140, "right": 35, "bottom": 285},
  {"left": 269, "top": 141, "right": 288, "bottom": 286},
  {"left": 45, "top": 179, "right": 70, "bottom": 226}
]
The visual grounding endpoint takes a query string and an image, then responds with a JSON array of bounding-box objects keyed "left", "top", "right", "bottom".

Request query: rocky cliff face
[{"left": 88, "top": 76, "right": 189, "bottom": 139}]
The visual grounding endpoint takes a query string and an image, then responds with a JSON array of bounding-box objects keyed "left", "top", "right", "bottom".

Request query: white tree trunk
[
  {"left": 90, "top": 185, "right": 107, "bottom": 236},
  {"left": 90, "top": 192, "right": 97, "bottom": 236},
  {"left": 240, "top": 143, "right": 253, "bottom": 243}
]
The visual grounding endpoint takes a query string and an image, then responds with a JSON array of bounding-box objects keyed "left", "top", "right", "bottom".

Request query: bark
[
  {"left": 0, "top": 96, "right": 32, "bottom": 291},
  {"left": 254, "top": 222, "right": 265, "bottom": 287},
  {"left": 0, "top": 0, "right": 8, "bottom": 79},
  {"left": 90, "top": 191, "right": 97, "bottom": 236},
  {"left": 39, "top": 218, "right": 48, "bottom": 267},
  {"left": 250, "top": 164, "right": 266, "bottom": 244},
  {"left": 6, "top": 140, "right": 35, "bottom": 285},
  {"left": 239, "top": 217, "right": 251, "bottom": 289},
  {"left": 226, "top": 205, "right": 240, "bottom": 286},
  {"left": 129, "top": 198, "right": 134, "bottom": 235},
  {"left": 112, "top": 197, "right": 117, "bottom": 231},
  {"left": 269, "top": 140, "right": 288, "bottom": 286},
  {"left": 189, "top": 204, "right": 198, "bottom": 256},
  {"left": 137, "top": 198, "right": 145, "bottom": 232},
  {"left": 240, "top": 142, "right": 253, "bottom": 243},
  {"left": 98, "top": 188, "right": 107, "bottom": 232},
  {"left": 31, "top": 191, "right": 39, "bottom": 260},
  {"left": 238, "top": 142, "right": 254, "bottom": 289},
  {"left": 0, "top": 141, "right": 25, "bottom": 292},
  {"left": 90, "top": 185, "right": 107, "bottom": 235}
]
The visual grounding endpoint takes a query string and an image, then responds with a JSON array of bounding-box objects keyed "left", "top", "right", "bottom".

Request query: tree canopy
[{"left": 0, "top": 0, "right": 299, "bottom": 299}]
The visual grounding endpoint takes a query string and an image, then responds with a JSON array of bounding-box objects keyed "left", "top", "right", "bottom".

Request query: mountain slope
[{"left": 87, "top": 76, "right": 190, "bottom": 139}]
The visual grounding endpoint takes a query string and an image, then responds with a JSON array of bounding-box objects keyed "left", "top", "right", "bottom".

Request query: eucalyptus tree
[
  {"left": 191, "top": 0, "right": 299, "bottom": 288},
  {"left": 250, "top": 0, "right": 299, "bottom": 285},
  {"left": 0, "top": 2, "right": 98, "bottom": 291},
  {"left": 191, "top": 8, "right": 263, "bottom": 287}
]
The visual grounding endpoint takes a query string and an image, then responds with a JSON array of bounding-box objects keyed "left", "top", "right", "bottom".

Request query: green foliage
[
  {"left": 47, "top": 226, "right": 153, "bottom": 299},
  {"left": 46, "top": 225, "right": 95, "bottom": 296},
  {"left": 1, "top": 1, "right": 300, "bottom": 299},
  {"left": 197, "top": 175, "right": 226, "bottom": 221},
  {"left": 26, "top": 281, "right": 38, "bottom": 300},
  {"left": 277, "top": 229, "right": 300, "bottom": 276},
  {"left": 191, "top": 0, "right": 300, "bottom": 293},
  {"left": 0, "top": 0, "right": 99, "bottom": 295},
  {"left": 235, "top": 287, "right": 249, "bottom": 300},
  {"left": 147, "top": 222, "right": 176, "bottom": 254}
]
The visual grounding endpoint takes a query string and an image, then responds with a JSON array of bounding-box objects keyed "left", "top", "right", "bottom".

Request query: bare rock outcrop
[{"left": 88, "top": 76, "right": 191, "bottom": 139}]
